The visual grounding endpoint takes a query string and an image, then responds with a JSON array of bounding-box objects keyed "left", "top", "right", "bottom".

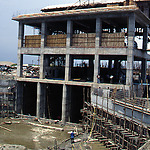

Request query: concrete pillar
[
  {"left": 93, "top": 55, "right": 100, "bottom": 83},
  {"left": 94, "top": 18, "right": 101, "bottom": 83},
  {"left": 143, "top": 3, "right": 149, "bottom": 18},
  {"left": 62, "top": 84, "right": 71, "bottom": 124},
  {"left": 95, "top": 18, "right": 102, "bottom": 47},
  {"left": 16, "top": 82, "right": 23, "bottom": 114},
  {"left": 18, "top": 22, "right": 24, "bottom": 48},
  {"left": 41, "top": 22, "right": 47, "bottom": 48},
  {"left": 66, "top": 20, "right": 73, "bottom": 48},
  {"left": 108, "top": 59, "right": 112, "bottom": 70},
  {"left": 17, "top": 54, "right": 23, "bottom": 77},
  {"left": 44, "top": 55, "right": 50, "bottom": 78},
  {"left": 141, "top": 59, "right": 147, "bottom": 82},
  {"left": 143, "top": 26, "right": 148, "bottom": 51},
  {"left": 65, "top": 54, "right": 72, "bottom": 81},
  {"left": 126, "top": 14, "right": 135, "bottom": 86},
  {"left": 37, "top": 82, "right": 46, "bottom": 118},
  {"left": 40, "top": 54, "right": 45, "bottom": 79},
  {"left": 65, "top": 20, "right": 73, "bottom": 81}
]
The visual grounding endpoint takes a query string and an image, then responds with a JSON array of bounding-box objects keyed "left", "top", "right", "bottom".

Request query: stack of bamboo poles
[
  {"left": 25, "top": 35, "right": 41, "bottom": 48},
  {"left": 47, "top": 34, "right": 66, "bottom": 47},
  {"left": 72, "top": 33, "right": 95, "bottom": 48},
  {"left": 101, "top": 32, "right": 125, "bottom": 47}
]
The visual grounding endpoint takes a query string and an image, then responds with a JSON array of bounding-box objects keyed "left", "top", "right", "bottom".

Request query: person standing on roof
[{"left": 70, "top": 131, "right": 75, "bottom": 144}]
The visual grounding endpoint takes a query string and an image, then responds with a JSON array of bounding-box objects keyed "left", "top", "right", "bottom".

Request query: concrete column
[
  {"left": 108, "top": 59, "right": 112, "bottom": 70},
  {"left": 37, "top": 82, "right": 46, "bottom": 118},
  {"left": 66, "top": 20, "right": 73, "bottom": 48},
  {"left": 65, "top": 54, "right": 72, "bottom": 81},
  {"left": 44, "top": 55, "right": 50, "bottom": 78},
  {"left": 41, "top": 22, "right": 47, "bottom": 48},
  {"left": 143, "top": 4, "right": 149, "bottom": 18},
  {"left": 18, "top": 22, "right": 24, "bottom": 48},
  {"left": 95, "top": 18, "right": 102, "bottom": 47},
  {"left": 17, "top": 54, "right": 23, "bottom": 77},
  {"left": 16, "top": 82, "right": 23, "bottom": 114},
  {"left": 40, "top": 54, "right": 44, "bottom": 79},
  {"left": 126, "top": 14, "right": 135, "bottom": 86},
  {"left": 93, "top": 55, "right": 100, "bottom": 83},
  {"left": 94, "top": 18, "right": 101, "bottom": 83},
  {"left": 143, "top": 26, "right": 148, "bottom": 51},
  {"left": 65, "top": 20, "right": 73, "bottom": 81},
  {"left": 62, "top": 84, "right": 71, "bottom": 124},
  {"left": 141, "top": 59, "right": 147, "bottom": 82}
]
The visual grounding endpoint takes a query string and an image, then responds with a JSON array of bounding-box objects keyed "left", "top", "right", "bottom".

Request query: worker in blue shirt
[{"left": 70, "top": 131, "right": 75, "bottom": 144}]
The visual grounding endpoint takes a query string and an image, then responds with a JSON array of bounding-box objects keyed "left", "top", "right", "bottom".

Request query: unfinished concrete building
[{"left": 12, "top": 0, "right": 150, "bottom": 128}]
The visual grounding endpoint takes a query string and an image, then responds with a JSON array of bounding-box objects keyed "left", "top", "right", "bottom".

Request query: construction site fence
[{"left": 93, "top": 86, "right": 150, "bottom": 110}]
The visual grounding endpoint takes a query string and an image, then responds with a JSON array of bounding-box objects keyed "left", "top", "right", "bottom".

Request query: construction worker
[{"left": 70, "top": 131, "right": 75, "bottom": 144}]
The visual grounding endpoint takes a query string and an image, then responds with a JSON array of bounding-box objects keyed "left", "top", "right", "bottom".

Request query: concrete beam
[{"left": 20, "top": 47, "right": 129, "bottom": 55}]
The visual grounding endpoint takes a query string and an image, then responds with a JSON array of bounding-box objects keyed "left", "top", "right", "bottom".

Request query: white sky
[{"left": 0, "top": 0, "right": 77, "bottom": 64}]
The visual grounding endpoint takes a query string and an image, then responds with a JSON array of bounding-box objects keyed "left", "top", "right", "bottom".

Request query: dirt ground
[
  {"left": 0, "top": 117, "right": 108, "bottom": 150},
  {"left": 0, "top": 118, "right": 70, "bottom": 149}
]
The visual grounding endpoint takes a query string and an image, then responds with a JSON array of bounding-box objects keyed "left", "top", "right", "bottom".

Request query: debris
[
  {"left": 4, "top": 121, "right": 12, "bottom": 125},
  {"left": 0, "top": 125, "right": 12, "bottom": 132},
  {"left": 28, "top": 122, "right": 64, "bottom": 131}
]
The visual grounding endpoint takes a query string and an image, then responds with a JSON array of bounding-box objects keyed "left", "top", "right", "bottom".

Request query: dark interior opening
[
  {"left": 23, "top": 82, "right": 37, "bottom": 116},
  {"left": 46, "top": 84, "right": 62, "bottom": 120},
  {"left": 70, "top": 86, "right": 91, "bottom": 123}
]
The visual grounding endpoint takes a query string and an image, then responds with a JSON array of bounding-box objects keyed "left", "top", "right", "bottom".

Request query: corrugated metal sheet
[{"left": 13, "top": 5, "right": 138, "bottom": 21}]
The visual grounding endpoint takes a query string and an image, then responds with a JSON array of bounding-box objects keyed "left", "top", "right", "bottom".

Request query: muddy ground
[{"left": 0, "top": 117, "right": 108, "bottom": 150}]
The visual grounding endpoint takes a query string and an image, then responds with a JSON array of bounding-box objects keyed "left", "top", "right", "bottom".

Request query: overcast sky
[{"left": 0, "top": 0, "right": 77, "bottom": 64}]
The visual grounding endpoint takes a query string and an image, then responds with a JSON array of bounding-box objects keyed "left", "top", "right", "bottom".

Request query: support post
[
  {"left": 18, "top": 22, "right": 24, "bottom": 48},
  {"left": 62, "top": 84, "right": 71, "bottom": 124},
  {"left": 94, "top": 18, "right": 101, "bottom": 83},
  {"left": 126, "top": 14, "right": 135, "bottom": 86},
  {"left": 17, "top": 54, "right": 23, "bottom": 77},
  {"left": 66, "top": 20, "right": 73, "bottom": 48},
  {"left": 17, "top": 22, "right": 24, "bottom": 77},
  {"left": 143, "top": 26, "right": 148, "bottom": 51},
  {"left": 37, "top": 82, "right": 46, "bottom": 118},
  {"left": 65, "top": 20, "right": 73, "bottom": 81},
  {"left": 143, "top": 4, "right": 149, "bottom": 18},
  {"left": 141, "top": 58, "right": 147, "bottom": 83},
  {"left": 41, "top": 22, "right": 47, "bottom": 48},
  {"left": 40, "top": 54, "right": 44, "bottom": 79},
  {"left": 17, "top": 82, "right": 23, "bottom": 114}
]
